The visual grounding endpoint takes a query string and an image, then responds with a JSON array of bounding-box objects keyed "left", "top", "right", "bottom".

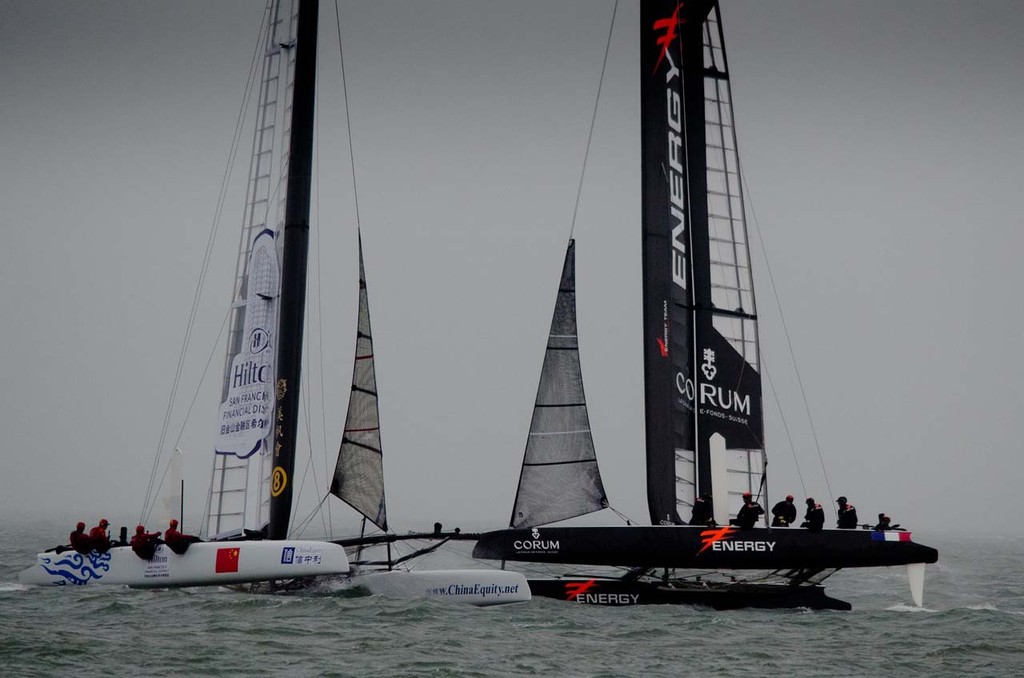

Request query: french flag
[{"left": 871, "top": 531, "right": 911, "bottom": 542}]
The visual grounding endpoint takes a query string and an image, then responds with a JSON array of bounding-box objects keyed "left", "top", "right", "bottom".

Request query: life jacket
[{"left": 837, "top": 504, "right": 859, "bottom": 529}]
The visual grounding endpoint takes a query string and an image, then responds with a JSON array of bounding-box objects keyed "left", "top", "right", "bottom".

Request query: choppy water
[{"left": 2, "top": 519, "right": 1022, "bottom": 677}]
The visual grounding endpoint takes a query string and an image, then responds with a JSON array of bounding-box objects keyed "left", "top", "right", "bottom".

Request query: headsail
[
  {"left": 640, "top": 0, "right": 763, "bottom": 525},
  {"left": 331, "top": 234, "right": 388, "bottom": 531},
  {"left": 510, "top": 240, "right": 607, "bottom": 529}
]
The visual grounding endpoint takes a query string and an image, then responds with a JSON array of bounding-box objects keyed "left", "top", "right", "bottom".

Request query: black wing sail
[
  {"left": 509, "top": 240, "right": 607, "bottom": 528},
  {"left": 640, "top": 0, "right": 695, "bottom": 525},
  {"left": 641, "top": 0, "right": 764, "bottom": 525},
  {"left": 330, "top": 234, "right": 387, "bottom": 530}
]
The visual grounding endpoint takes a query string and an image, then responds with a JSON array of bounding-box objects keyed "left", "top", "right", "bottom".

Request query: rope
[
  {"left": 740, "top": 166, "right": 836, "bottom": 516},
  {"left": 335, "top": 0, "right": 361, "bottom": 229},
  {"left": 568, "top": 0, "right": 619, "bottom": 241}
]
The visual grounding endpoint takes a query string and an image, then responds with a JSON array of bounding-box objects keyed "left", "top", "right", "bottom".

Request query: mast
[
  {"left": 640, "top": 0, "right": 764, "bottom": 525},
  {"left": 268, "top": 0, "right": 318, "bottom": 540}
]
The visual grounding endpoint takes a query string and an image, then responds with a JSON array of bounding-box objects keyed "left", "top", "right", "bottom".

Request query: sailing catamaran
[
  {"left": 20, "top": 0, "right": 347, "bottom": 589},
  {"left": 21, "top": 0, "right": 526, "bottom": 603},
  {"left": 472, "top": 0, "right": 937, "bottom": 610}
]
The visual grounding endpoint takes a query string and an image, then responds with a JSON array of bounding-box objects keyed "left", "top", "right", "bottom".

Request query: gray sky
[{"left": 1, "top": 1, "right": 1022, "bottom": 537}]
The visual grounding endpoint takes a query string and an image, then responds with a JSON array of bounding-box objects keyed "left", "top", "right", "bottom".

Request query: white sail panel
[{"left": 215, "top": 230, "right": 279, "bottom": 459}]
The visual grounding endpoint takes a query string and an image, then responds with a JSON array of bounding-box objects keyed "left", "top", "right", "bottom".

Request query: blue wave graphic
[{"left": 39, "top": 551, "right": 112, "bottom": 585}]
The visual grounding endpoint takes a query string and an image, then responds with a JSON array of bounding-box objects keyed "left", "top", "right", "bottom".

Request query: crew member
[
  {"left": 874, "top": 513, "right": 892, "bottom": 531},
  {"left": 771, "top": 495, "right": 797, "bottom": 527},
  {"left": 836, "top": 496, "right": 859, "bottom": 529},
  {"left": 89, "top": 518, "right": 112, "bottom": 553},
  {"left": 689, "top": 493, "right": 715, "bottom": 527},
  {"left": 69, "top": 522, "right": 91, "bottom": 554},
  {"left": 730, "top": 491, "right": 764, "bottom": 529},
  {"left": 163, "top": 518, "right": 200, "bottom": 555},
  {"left": 130, "top": 525, "right": 162, "bottom": 560},
  {"left": 800, "top": 498, "right": 825, "bottom": 531}
]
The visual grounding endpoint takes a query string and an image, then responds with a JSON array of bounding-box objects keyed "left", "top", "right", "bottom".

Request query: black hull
[
  {"left": 528, "top": 577, "right": 851, "bottom": 611},
  {"left": 473, "top": 525, "right": 938, "bottom": 570}
]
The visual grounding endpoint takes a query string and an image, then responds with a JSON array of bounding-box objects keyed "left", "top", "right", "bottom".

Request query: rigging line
[
  {"left": 170, "top": 308, "right": 231, "bottom": 462},
  {"left": 335, "top": 0, "right": 361, "bottom": 228},
  {"left": 568, "top": 0, "right": 618, "bottom": 241},
  {"left": 291, "top": 491, "right": 330, "bottom": 537},
  {"left": 294, "top": 336, "right": 328, "bottom": 539},
  {"left": 739, "top": 166, "right": 835, "bottom": 515},
  {"left": 760, "top": 350, "right": 808, "bottom": 499},
  {"left": 608, "top": 506, "right": 639, "bottom": 526},
  {"left": 189, "top": 310, "right": 231, "bottom": 537},
  {"left": 141, "top": 3, "right": 271, "bottom": 522},
  {"left": 144, "top": 307, "right": 230, "bottom": 524}
]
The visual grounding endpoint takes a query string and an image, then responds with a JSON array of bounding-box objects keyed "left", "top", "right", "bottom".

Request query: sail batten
[
  {"left": 330, "top": 234, "right": 388, "bottom": 531},
  {"left": 510, "top": 240, "right": 607, "bottom": 529}
]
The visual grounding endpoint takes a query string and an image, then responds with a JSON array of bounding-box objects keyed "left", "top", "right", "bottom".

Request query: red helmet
[
  {"left": 742, "top": 491, "right": 752, "bottom": 498},
  {"left": 135, "top": 525, "right": 145, "bottom": 533},
  {"left": 99, "top": 519, "right": 109, "bottom": 527},
  {"left": 169, "top": 519, "right": 179, "bottom": 528},
  {"left": 76, "top": 522, "right": 86, "bottom": 530},
  {"left": 786, "top": 495, "right": 794, "bottom": 501}
]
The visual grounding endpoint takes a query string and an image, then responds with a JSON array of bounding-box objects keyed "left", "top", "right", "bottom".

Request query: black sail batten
[
  {"left": 268, "top": 0, "right": 318, "bottom": 540},
  {"left": 640, "top": 0, "right": 764, "bottom": 526},
  {"left": 330, "top": 233, "right": 388, "bottom": 531},
  {"left": 509, "top": 240, "right": 607, "bottom": 529}
]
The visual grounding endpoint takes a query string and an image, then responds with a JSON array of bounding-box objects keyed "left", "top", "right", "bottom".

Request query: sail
[
  {"left": 510, "top": 240, "right": 607, "bottom": 529},
  {"left": 206, "top": 0, "right": 298, "bottom": 539},
  {"left": 330, "top": 235, "right": 388, "bottom": 531},
  {"left": 640, "top": 0, "right": 763, "bottom": 525}
]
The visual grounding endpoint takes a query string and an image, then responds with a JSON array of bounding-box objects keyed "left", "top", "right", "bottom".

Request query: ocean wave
[
  {"left": 0, "top": 582, "right": 30, "bottom": 592},
  {"left": 886, "top": 603, "right": 937, "bottom": 613}
]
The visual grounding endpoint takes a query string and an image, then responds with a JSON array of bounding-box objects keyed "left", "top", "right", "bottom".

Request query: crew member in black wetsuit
[
  {"left": 730, "top": 491, "right": 764, "bottom": 529},
  {"left": 689, "top": 493, "right": 715, "bottom": 526},
  {"left": 771, "top": 495, "right": 797, "bottom": 527},
  {"left": 801, "top": 498, "right": 825, "bottom": 531},
  {"left": 836, "top": 496, "right": 859, "bottom": 529},
  {"left": 874, "top": 513, "right": 892, "bottom": 531}
]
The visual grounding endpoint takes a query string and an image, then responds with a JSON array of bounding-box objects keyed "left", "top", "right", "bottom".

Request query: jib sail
[
  {"left": 330, "top": 233, "right": 388, "bottom": 531},
  {"left": 509, "top": 240, "right": 607, "bottom": 528}
]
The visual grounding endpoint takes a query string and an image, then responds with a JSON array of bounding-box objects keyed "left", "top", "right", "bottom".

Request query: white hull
[
  {"left": 18, "top": 541, "right": 349, "bottom": 588},
  {"left": 352, "top": 568, "right": 531, "bottom": 606}
]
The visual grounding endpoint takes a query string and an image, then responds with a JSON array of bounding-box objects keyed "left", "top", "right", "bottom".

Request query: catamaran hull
[
  {"left": 351, "top": 569, "right": 531, "bottom": 606},
  {"left": 473, "top": 526, "right": 938, "bottom": 569},
  {"left": 526, "top": 577, "right": 851, "bottom": 611},
  {"left": 18, "top": 541, "right": 349, "bottom": 588}
]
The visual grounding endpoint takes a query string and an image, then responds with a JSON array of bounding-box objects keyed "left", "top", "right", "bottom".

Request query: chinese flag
[{"left": 215, "top": 547, "right": 240, "bottom": 574}]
